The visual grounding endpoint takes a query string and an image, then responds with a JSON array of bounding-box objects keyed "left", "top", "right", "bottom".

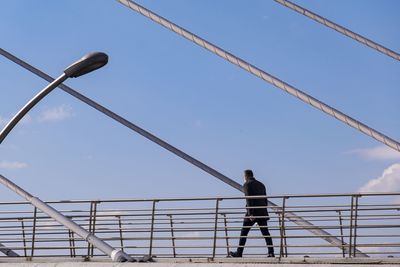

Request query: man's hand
[{"left": 249, "top": 215, "right": 255, "bottom": 222}]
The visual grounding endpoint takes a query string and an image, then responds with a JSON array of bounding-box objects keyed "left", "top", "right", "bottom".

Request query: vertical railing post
[
  {"left": 336, "top": 210, "right": 345, "bottom": 258},
  {"left": 222, "top": 213, "right": 230, "bottom": 255},
  {"left": 90, "top": 202, "right": 98, "bottom": 257},
  {"left": 30, "top": 207, "right": 37, "bottom": 257},
  {"left": 279, "top": 197, "right": 287, "bottom": 258},
  {"left": 168, "top": 215, "right": 176, "bottom": 257},
  {"left": 278, "top": 214, "right": 282, "bottom": 255},
  {"left": 353, "top": 196, "right": 360, "bottom": 257},
  {"left": 212, "top": 199, "right": 220, "bottom": 258},
  {"left": 67, "top": 216, "right": 76, "bottom": 258},
  {"left": 348, "top": 196, "right": 354, "bottom": 257},
  {"left": 68, "top": 229, "right": 76, "bottom": 258},
  {"left": 87, "top": 201, "right": 94, "bottom": 257},
  {"left": 117, "top": 216, "right": 124, "bottom": 252},
  {"left": 19, "top": 218, "right": 27, "bottom": 257},
  {"left": 149, "top": 200, "right": 158, "bottom": 256},
  {"left": 86, "top": 201, "right": 99, "bottom": 257},
  {"left": 85, "top": 201, "right": 99, "bottom": 257},
  {"left": 68, "top": 230, "right": 73, "bottom": 257},
  {"left": 283, "top": 215, "right": 288, "bottom": 257}
]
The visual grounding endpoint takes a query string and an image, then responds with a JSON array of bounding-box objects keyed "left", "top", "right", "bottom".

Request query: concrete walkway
[{"left": 0, "top": 257, "right": 399, "bottom": 266}]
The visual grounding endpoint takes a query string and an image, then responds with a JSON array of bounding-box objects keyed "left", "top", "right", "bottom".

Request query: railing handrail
[{"left": 1, "top": 192, "right": 399, "bottom": 206}]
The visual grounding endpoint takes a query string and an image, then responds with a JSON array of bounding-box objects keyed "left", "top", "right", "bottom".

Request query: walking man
[{"left": 229, "top": 169, "right": 274, "bottom": 257}]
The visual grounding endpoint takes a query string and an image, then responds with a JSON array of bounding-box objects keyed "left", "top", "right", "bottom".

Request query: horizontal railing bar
[
  {"left": 3, "top": 233, "right": 399, "bottom": 243},
  {"left": 1, "top": 214, "right": 398, "bottom": 226},
  {"left": 1, "top": 223, "right": 397, "bottom": 232},
  {"left": 1, "top": 209, "right": 398, "bottom": 218},
  {"left": 0, "top": 192, "right": 399, "bottom": 206}
]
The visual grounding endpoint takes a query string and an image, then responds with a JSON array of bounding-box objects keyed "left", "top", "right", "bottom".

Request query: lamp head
[{"left": 64, "top": 52, "right": 108, "bottom": 78}]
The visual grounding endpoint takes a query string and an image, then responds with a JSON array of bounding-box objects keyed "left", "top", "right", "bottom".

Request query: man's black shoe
[
  {"left": 267, "top": 253, "right": 275, "bottom": 257},
  {"left": 229, "top": 251, "right": 242, "bottom": 258}
]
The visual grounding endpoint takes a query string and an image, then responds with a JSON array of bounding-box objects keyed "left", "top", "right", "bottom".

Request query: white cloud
[
  {"left": 359, "top": 163, "right": 400, "bottom": 193},
  {"left": 0, "top": 161, "right": 29, "bottom": 169},
  {"left": 348, "top": 146, "right": 400, "bottom": 161},
  {"left": 38, "top": 105, "right": 74, "bottom": 122}
]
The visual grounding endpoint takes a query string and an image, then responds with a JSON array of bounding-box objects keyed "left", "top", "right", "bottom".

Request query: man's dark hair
[{"left": 244, "top": 169, "right": 254, "bottom": 178}]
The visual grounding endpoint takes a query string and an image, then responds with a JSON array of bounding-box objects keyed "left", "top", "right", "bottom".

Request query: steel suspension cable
[
  {"left": 116, "top": 0, "right": 400, "bottom": 153},
  {"left": 0, "top": 47, "right": 366, "bottom": 256},
  {"left": 274, "top": 0, "right": 400, "bottom": 61}
]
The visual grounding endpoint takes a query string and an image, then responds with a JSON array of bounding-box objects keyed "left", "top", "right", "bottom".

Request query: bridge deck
[{"left": 1, "top": 257, "right": 400, "bottom": 266}]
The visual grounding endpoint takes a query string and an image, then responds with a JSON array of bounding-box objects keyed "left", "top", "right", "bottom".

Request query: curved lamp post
[
  {"left": 0, "top": 53, "right": 134, "bottom": 262},
  {"left": 0, "top": 52, "right": 108, "bottom": 144}
]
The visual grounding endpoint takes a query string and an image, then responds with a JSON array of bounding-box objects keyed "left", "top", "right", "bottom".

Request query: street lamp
[
  {"left": 0, "top": 52, "right": 108, "bottom": 144},
  {"left": 0, "top": 52, "right": 135, "bottom": 262}
]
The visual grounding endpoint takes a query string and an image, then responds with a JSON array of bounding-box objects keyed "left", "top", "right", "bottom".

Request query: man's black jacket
[{"left": 244, "top": 177, "right": 269, "bottom": 220}]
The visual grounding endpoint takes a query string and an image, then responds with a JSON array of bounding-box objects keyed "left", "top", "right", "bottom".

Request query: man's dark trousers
[{"left": 237, "top": 217, "right": 274, "bottom": 255}]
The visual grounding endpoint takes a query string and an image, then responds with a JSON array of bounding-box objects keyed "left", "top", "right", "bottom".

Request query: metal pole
[
  {"left": 337, "top": 210, "right": 345, "bottom": 258},
  {"left": 168, "top": 215, "right": 176, "bottom": 258},
  {"left": 117, "top": 216, "right": 125, "bottom": 252},
  {"left": 283, "top": 219, "right": 288, "bottom": 257},
  {"left": 87, "top": 202, "right": 94, "bottom": 257},
  {"left": 212, "top": 199, "right": 220, "bottom": 258},
  {"left": 274, "top": 0, "right": 400, "bottom": 61},
  {"left": 68, "top": 229, "right": 76, "bottom": 258},
  {"left": 19, "top": 219, "right": 27, "bottom": 257},
  {"left": 87, "top": 201, "right": 99, "bottom": 258},
  {"left": 0, "top": 73, "right": 67, "bottom": 144},
  {"left": 117, "top": 0, "right": 400, "bottom": 153},
  {"left": 278, "top": 213, "right": 283, "bottom": 257},
  {"left": 31, "top": 207, "right": 37, "bottom": 258},
  {"left": 0, "top": 174, "right": 133, "bottom": 262},
  {"left": 222, "top": 214, "right": 230, "bottom": 255},
  {"left": 0, "top": 51, "right": 107, "bottom": 145},
  {"left": 0, "top": 48, "right": 367, "bottom": 256},
  {"left": 149, "top": 200, "right": 157, "bottom": 256},
  {"left": 68, "top": 230, "right": 72, "bottom": 257},
  {"left": 349, "top": 196, "right": 354, "bottom": 257},
  {"left": 353, "top": 196, "right": 359, "bottom": 257},
  {"left": 90, "top": 202, "right": 98, "bottom": 257},
  {"left": 279, "top": 197, "right": 287, "bottom": 258}
]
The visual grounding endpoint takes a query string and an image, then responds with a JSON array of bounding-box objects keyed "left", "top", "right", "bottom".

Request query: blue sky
[{"left": 0, "top": 0, "right": 399, "bottom": 202}]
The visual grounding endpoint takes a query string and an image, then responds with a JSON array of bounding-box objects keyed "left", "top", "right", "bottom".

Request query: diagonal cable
[
  {"left": 0, "top": 47, "right": 367, "bottom": 256},
  {"left": 116, "top": 0, "right": 400, "bottom": 153},
  {"left": 274, "top": 0, "right": 400, "bottom": 61}
]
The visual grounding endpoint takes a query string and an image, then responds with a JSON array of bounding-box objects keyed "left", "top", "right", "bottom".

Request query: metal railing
[{"left": 0, "top": 193, "right": 399, "bottom": 258}]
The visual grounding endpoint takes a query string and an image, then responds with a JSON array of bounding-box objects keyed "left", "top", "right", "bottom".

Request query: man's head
[{"left": 244, "top": 169, "right": 254, "bottom": 182}]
